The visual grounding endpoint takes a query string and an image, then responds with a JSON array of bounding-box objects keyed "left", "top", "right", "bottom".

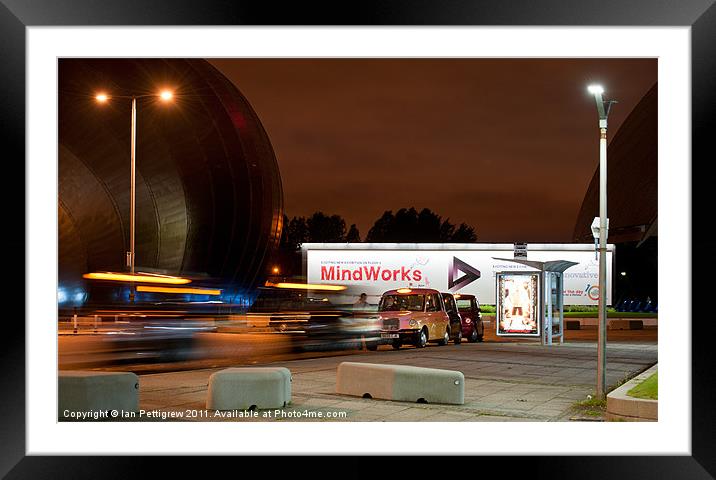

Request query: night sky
[{"left": 210, "top": 59, "right": 656, "bottom": 242}]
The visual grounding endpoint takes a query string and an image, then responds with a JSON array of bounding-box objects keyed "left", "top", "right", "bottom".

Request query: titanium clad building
[{"left": 58, "top": 59, "right": 283, "bottom": 309}]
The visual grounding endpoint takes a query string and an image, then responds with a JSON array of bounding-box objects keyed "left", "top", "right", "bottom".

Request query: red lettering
[
  {"left": 364, "top": 266, "right": 380, "bottom": 281},
  {"left": 352, "top": 269, "right": 362, "bottom": 281},
  {"left": 340, "top": 269, "right": 351, "bottom": 281},
  {"left": 413, "top": 270, "right": 422, "bottom": 281},
  {"left": 321, "top": 266, "right": 335, "bottom": 280},
  {"left": 400, "top": 267, "right": 411, "bottom": 281},
  {"left": 381, "top": 269, "right": 392, "bottom": 281}
]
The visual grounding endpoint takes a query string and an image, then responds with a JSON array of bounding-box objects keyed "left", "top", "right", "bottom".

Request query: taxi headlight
[{"left": 409, "top": 319, "right": 418, "bottom": 327}]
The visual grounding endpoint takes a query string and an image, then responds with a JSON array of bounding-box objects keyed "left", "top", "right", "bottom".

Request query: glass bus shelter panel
[{"left": 551, "top": 272, "right": 562, "bottom": 336}]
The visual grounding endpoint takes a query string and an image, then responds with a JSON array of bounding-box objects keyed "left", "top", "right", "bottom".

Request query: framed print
[{"left": 2, "top": 0, "right": 713, "bottom": 477}]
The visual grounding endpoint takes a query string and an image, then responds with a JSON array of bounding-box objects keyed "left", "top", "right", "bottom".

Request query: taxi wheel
[
  {"left": 453, "top": 329, "right": 462, "bottom": 345},
  {"left": 366, "top": 342, "right": 379, "bottom": 351},
  {"left": 468, "top": 326, "right": 479, "bottom": 343},
  {"left": 392, "top": 340, "right": 402, "bottom": 350},
  {"left": 416, "top": 328, "right": 428, "bottom": 348}
]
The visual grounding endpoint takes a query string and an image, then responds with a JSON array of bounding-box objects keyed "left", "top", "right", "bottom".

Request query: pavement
[{"left": 134, "top": 338, "right": 657, "bottom": 422}]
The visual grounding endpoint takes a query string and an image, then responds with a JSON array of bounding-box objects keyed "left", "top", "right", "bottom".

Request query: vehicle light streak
[
  {"left": 83, "top": 272, "right": 191, "bottom": 285},
  {"left": 265, "top": 282, "right": 347, "bottom": 291},
  {"left": 136, "top": 285, "right": 221, "bottom": 295}
]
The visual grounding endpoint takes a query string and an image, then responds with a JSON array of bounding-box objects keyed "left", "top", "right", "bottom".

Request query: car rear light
[{"left": 464, "top": 317, "right": 471, "bottom": 323}]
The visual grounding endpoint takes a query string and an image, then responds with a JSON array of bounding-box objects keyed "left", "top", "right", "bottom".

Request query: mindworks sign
[{"left": 305, "top": 244, "right": 613, "bottom": 306}]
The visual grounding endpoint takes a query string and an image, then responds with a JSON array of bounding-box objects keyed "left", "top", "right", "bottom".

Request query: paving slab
[{"left": 125, "top": 339, "right": 657, "bottom": 422}]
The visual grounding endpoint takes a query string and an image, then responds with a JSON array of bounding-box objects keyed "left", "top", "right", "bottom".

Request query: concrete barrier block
[
  {"left": 207, "top": 367, "right": 291, "bottom": 410},
  {"left": 629, "top": 320, "right": 644, "bottom": 330},
  {"left": 336, "top": 362, "right": 464, "bottom": 405},
  {"left": 59, "top": 371, "right": 139, "bottom": 416},
  {"left": 336, "top": 363, "right": 395, "bottom": 400}
]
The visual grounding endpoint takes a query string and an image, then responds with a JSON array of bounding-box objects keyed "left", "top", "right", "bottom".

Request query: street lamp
[
  {"left": 587, "top": 84, "right": 616, "bottom": 399},
  {"left": 95, "top": 90, "right": 175, "bottom": 301}
]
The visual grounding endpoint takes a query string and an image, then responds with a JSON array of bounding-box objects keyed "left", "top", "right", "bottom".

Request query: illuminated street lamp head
[
  {"left": 159, "top": 90, "right": 174, "bottom": 102},
  {"left": 587, "top": 84, "right": 611, "bottom": 124},
  {"left": 95, "top": 92, "right": 109, "bottom": 103}
]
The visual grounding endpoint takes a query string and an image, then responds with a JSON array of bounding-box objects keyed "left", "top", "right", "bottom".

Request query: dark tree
[
  {"left": 366, "top": 207, "right": 477, "bottom": 243},
  {"left": 393, "top": 208, "right": 421, "bottom": 241},
  {"left": 307, "top": 211, "right": 347, "bottom": 243},
  {"left": 366, "top": 211, "right": 395, "bottom": 242},
  {"left": 346, "top": 224, "right": 361, "bottom": 242},
  {"left": 439, "top": 219, "right": 455, "bottom": 242},
  {"left": 451, "top": 223, "right": 478, "bottom": 242},
  {"left": 418, "top": 208, "right": 442, "bottom": 242},
  {"left": 283, "top": 216, "right": 309, "bottom": 251}
]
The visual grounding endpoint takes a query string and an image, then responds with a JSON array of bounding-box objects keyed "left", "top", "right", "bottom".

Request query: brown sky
[{"left": 210, "top": 58, "right": 656, "bottom": 242}]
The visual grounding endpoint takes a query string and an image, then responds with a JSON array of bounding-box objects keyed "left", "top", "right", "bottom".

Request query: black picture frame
[{"left": 2, "top": 0, "right": 712, "bottom": 477}]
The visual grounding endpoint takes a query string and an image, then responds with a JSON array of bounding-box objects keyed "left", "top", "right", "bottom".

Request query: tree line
[{"left": 273, "top": 207, "right": 477, "bottom": 275}]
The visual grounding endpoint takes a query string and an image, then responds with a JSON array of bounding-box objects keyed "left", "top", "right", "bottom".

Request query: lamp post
[
  {"left": 95, "top": 89, "right": 174, "bottom": 302},
  {"left": 587, "top": 84, "right": 616, "bottom": 399}
]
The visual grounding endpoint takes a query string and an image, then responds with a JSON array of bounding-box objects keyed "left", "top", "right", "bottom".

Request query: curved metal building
[{"left": 59, "top": 59, "right": 283, "bottom": 309}]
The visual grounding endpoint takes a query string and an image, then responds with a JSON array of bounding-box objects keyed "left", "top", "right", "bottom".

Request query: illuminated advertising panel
[
  {"left": 303, "top": 244, "right": 613, "bottom": 306},
  {"left": 496, "top": 272, "right": 540, "bottom": 336}
]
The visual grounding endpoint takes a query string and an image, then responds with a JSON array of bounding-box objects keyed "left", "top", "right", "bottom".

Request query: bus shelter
[{"left": 492, "top": 258, "right": 578, "bottom": 346}]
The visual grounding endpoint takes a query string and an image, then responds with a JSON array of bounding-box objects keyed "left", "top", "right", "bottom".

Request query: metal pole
[
  {"left": 597, "top": 125, "right": 608, "bottom": 399},
  {"left": 129, "top": 97, "right": 137, "bottom": 302},
  {"left": 559, "top": 273, "right": 564, "bottom": 345},
  {"left": 545, "top": 273, "right": 552, "bottom": 346}
]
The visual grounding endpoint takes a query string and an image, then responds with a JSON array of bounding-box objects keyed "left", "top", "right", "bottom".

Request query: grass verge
[{"left": 627, "top": 373, "right": 658, "bottom": 400}]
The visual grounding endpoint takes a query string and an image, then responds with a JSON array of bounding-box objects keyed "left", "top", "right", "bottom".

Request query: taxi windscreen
[{"left": 379, "top": 294, "right": 425, "bottom": 312}]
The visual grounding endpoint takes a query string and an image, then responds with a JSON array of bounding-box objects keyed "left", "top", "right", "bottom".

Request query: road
[{"left": 58, "top": 322, "right": 656, "bottom": 375}]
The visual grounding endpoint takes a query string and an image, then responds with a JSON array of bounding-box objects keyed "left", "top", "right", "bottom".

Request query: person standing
[{"left": 353, "top": 293, "right": 369, "bottom": 310}]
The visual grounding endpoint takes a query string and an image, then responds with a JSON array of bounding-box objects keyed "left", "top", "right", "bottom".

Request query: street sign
[{"left": 514, "top": 243, "right": 528, "bottom": 258}]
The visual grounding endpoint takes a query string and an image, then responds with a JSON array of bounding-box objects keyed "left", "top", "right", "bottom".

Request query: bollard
[
  {"left": 336, "top": 362, "right": 465, "bottom": 405},
  {"left": 73, "top": 314, "right": 78, "bottom": 334},
  {"left": 59, "top": 371, "right": 139, "bottom": 417},
  {"left": 207, "top": 367, "right": 292, "bottom": 410}
]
